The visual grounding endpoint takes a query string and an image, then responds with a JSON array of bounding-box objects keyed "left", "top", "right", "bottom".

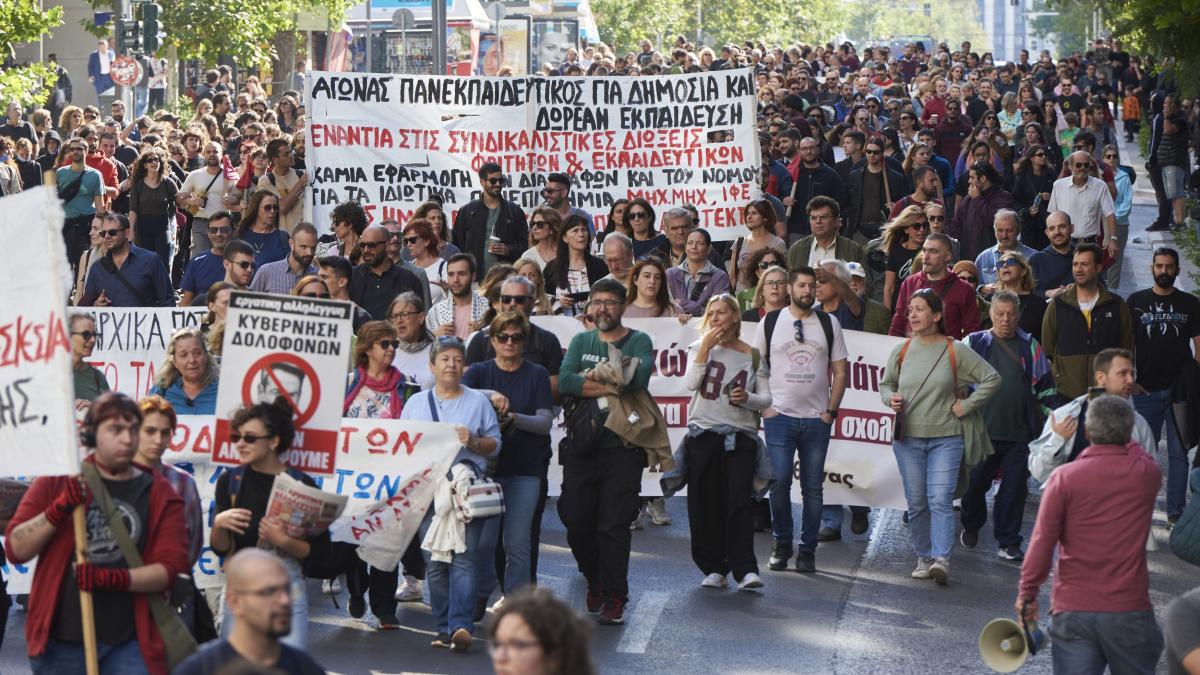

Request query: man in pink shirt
[
  {"left": 888, "top": 233, "right": 980, "bottom": 338},
  {"left": 1016, "top": 394, "right": 1163, "bottom": 674}
]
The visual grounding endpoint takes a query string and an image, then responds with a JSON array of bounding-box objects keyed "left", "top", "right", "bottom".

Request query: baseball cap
[{"left": 846, "top": 262, "right": 866, "bottom": 278}]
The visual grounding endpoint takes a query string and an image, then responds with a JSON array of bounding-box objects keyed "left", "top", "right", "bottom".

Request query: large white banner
[
  {"left": 0, "top": 188, "right": 78, "bottom": 478},
  {"left": 82, "top": 307, "right": 205, "bottom": 397},
  {"left": 304, "top": 70, "right": 761, "bottom": 239}
]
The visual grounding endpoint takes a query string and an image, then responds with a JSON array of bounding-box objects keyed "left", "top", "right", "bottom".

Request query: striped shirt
[{"left": 248, "top": 258, "right": 317, "bottom": 295}]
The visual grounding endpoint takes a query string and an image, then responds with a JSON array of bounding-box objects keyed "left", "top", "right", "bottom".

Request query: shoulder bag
[
  {"left": 427, "top": 391, "right": 504, "bottom": 520},
  {"left": 892, "top": 337, "right": 957, "bottom": 441},
  {"left": 81, "top": 463, "right": 197, "bottom": 669}
]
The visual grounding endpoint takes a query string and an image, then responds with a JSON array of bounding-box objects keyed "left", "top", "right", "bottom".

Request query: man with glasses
[
  {"left": 754, "top": 266, "right": 848, "bottom": 573},
  {"left": 787, "top": 195, "right": 864, "bottom": 270},
  {"left": 56, "top": 138, "right": 106, "bottom": 271},
  {"left": 783, "top": 136, "right": 846, "bottom": 244},
  {"left": 453, "top": 162, "right": 528, "bottom": 281},
  {"left": 1048, "top": 151, "right": 1117, "bottom": 260},
  {"left": 81, "top": 213, "right": 173, "bottom": 307},
  {"left": 846, "top": 137, "right": 905, "bottom": 242},
  {"left": 975, "top": 210, "right": 1037, "bottom": 289},
  {"left": 178, "top": 141, "right": 239, "bottom": 257},
  {"left": 889, "top": 233, "right": 980, "bottom": 338},
  {"left": 189, "top": 240, "right": 257, "bottom": 307},
  {"left": 175, "top": 549, "right": 326, "bottom": 674},
  {"left": 180, "top": 211, "right": 236, "bottom": 306},
  {"left": 599, "top": 233, "right": 635, "bottom": 285},
  {"left": 350, "top": 225, "right": 424, "bottom": 321},
  {"left": 250, "top": 222, "right": 319, "bottom": 295},
  {"left": 257, "top": 138, "right": 307, "bottom": 235},
  {"left": 558, "top": 278, "right": 657, "bottom": 625},
  {"left": 541, "top": 172, "right": 594, "bottom": 235}
]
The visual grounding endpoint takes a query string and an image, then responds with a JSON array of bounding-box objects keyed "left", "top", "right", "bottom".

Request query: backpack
[{"left": 762, "top": 307, "right": 834, "bottom": 369}]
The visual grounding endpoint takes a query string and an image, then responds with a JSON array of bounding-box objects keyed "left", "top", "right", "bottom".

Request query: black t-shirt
[
  {"left": 1128, "top": 288, "right": 1200, "bottom": 391},
  {"left": 886, "top": 245, "right": 918, "bottom": 307},
  {"left": 173, "top": 639, "right": 327, "bottom": 675},
  {"left": 0, "top": 121, "right": 37, "bottom": 146},
  {"left": 214, "top": 466, "right": 320, "bottom": 554},
  {"left": 1017, "top": 292, "right": 1047, "bottom": 344},
  {"left": 462, "top": 360, "right": 554, "bottom": 477},
  {"left": 53, "top": 471, "right": 153, "bottom": 645},
  {"left": 1056, "top": 93, "right": 1086, "bottom": 116}
]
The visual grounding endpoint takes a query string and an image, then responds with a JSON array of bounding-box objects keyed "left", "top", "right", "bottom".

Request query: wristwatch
[{"left": 825, "top": 409, "right": 839, "bottom": 419}]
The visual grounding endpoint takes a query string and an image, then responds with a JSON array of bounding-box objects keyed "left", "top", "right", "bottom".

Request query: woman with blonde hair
[
  {"left": 58, "top": 105, "right": 84, "bottom": 136},
  {"left": 0, "top": 138, "right": 22, "bottom": 196},
  {"left": 149, "top": 328, "right": 220, "bottom": 414},
  {"left": 741, "top": 265, "right": 789, "bottom": 323},
  {"left": 191, "top": 98, "right": 214, "bottom": 125},
  {"left": 991, "top": 252, "right": 1044, "bottom": 342},
  {"left": 514, "top": 258, "right": 555, "bottom": 316},
  {"left": 880, "top": 205, "right": 929, "bottom": 312}
]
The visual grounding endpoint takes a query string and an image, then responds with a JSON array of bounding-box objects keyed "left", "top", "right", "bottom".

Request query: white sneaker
[
  {"left": 737, "top": 573, "right": 764, "bottom": 591},
  {"left": 647, "top": 497, "right": 672, "bottom": 525},
  {"left": 630, "top": 505, "right": 646, "bottom": 530},
  {"left": 322, "top": 577, "right": 342, "bottom": 594},
  {"left": 395, "top": 575, "right": 422, "bottom": 602},
  {"left": 929, "top": 557, "right": 950, "bottom": 586},
  {"left": 911, "top": 557, "right": 933, "bottom": 579},
  {"left": 489, "top": 595, "right": 505, "bottom": 612},
  {"left": 700, "top": 573, "right": 727, "bottom": 588}
]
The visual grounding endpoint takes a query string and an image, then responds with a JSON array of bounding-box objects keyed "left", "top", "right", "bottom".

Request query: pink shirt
[{"left": 1019, "top": 443, "right": 1161, "bottom": 613}]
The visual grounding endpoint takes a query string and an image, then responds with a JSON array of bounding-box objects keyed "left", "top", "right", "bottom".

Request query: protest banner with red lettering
[
  {"left": 0, "top": 188, "right": 78, "bottom": 478},
  {"left": 83, "top": 307, "right": 205, "bottom": 396},
  {"left": 214, "top": 293, "right": 353, "bottom": 475},
  {"left": 304, "top": 69, "right": 760, "bottom": 239}
]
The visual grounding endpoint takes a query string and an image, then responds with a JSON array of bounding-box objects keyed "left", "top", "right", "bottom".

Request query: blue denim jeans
[
  {"left": 32, "top": 638, "right": 149, "bottom": 674},
  {"left": 765, "top": 414, "right": 832, "bottom": 553},
  {"left": 1133, "top": 388, "right": 1189, "bottom": 517},
  {"left": 420, "top": 511, "right": 486, "bottom": 635},
  {"left": 475, "top": 474, "right": 543, "bottom": 599},
  {"left": 1049, "top": 610, "right": 1163, "bottom": 675},
  {"left": 820, "top": 505, "right": 870, "bottom": 531},
  {"left": 219, "top": 555, "right": 309, "bottom": 648},
  {"left": 892, "top": 435, "right": 964, "bottom": 559}
]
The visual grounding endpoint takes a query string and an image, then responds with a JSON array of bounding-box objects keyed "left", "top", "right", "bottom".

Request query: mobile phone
[
  {"left": 568, "top": 291, "right": 590, "bottom": 303},
  {"left": 1088, "top": 386, "right": 1106, "bottom": 400}
]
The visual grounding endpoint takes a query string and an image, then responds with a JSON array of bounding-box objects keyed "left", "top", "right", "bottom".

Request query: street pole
[
  {"left": 365, "top": 0, "right": 373, "bottom": 73},
  {"left": 432, "top": 0, "right": 446, "bottom": 75}
]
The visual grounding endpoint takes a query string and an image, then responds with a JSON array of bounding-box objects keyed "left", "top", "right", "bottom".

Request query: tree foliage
[{"left": 0, "top": 0, "right": 65, "bottom": 107}]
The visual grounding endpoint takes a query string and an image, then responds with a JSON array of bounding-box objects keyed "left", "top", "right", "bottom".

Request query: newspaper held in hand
[{"left": 259, "top": 472, "right": 349, "bottom": 550}]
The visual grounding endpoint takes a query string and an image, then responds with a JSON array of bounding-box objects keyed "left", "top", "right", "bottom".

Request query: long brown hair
[
  {"left": 625, "top": 258, "right": 673, "bottom": 316},
  {"left": 235, "top": 190, "right": 280, "bottom": 238}
]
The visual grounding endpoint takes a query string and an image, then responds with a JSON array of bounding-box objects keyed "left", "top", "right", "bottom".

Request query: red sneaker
[
  {"left": 598, "top": 595, "right": 626, "bottom": 625},
  {"left": 585, "top": 588, "right": 604, "bottom": 614}
]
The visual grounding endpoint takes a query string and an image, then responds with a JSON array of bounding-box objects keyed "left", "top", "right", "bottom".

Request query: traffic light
[
  {"left": 116, "top": 15, "right": 141, "bottom": 54},
  {"left": 141, "top": 3, "right": 162, "bottom": 53}
]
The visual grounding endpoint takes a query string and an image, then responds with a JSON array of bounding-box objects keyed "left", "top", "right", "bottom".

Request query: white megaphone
[{"left": 979, "top": 618, "right": 1045, "bottom": 672}]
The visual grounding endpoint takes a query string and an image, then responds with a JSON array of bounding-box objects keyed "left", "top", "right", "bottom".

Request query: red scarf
[{"left": 344, "top": 366, "right": 405, "bottom": 419}]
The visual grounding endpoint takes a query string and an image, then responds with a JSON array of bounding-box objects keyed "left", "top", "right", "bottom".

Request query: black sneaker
[
  {"left": 818, "top": 527, "right": 842, "bottom": 542},
  {"left": 795, "top": 551, "right": 816, "bottom": 574},
  {"left": 348, "top": 595, "right": 366, "bottom": 619},
  {"left": 431, "top": 631, "right": 452, "bottom": 648},
  {"left": 998, "top": 544, "right": 1025, "bottom": 561},
  {"left": 768, "top": 543, "right": 793, "bottom": 571},
  {"left": 1147, "top": 221, "right": 1173, "bottom": 232},
  {"left": 960, "top": 529, "right": 979, "bottom": 549},
  {"left": 473, "top": 596, "right": 489, "bottom": 623},
  {"left": 851, "top": 510, "right": 870, "bottom": 535},
  {"left": 752, "top": 500, "right": 772, "bottom": 532}
]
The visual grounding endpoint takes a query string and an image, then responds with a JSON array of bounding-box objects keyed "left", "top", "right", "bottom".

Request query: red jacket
[
  {"left": 4, "top": 458, "right": 189, "bottom": 675},
  {"left": 888, "top": 270, "right": 981, "bottom": 339}
]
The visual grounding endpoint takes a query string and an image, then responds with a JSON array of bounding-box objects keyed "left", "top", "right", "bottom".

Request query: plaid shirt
[{"left": 158, "top": 462, "right": 204, "bottom": 565}]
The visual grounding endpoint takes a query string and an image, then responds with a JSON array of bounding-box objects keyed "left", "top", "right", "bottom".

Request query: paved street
[{"left": 2, "top": 137, "right": 1196, "bottom": 675}]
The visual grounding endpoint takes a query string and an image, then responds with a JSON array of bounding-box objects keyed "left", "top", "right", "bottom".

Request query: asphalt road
[{"left": 2, "top": 137, "right": 1197, "bottom": 675}]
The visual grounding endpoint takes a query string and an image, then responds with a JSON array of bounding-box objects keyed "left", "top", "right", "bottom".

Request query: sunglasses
[
  {"left": 530, "top": 220, "right": 548, "bottom": 229},
  {"left": 1032, "top": 151, "right": 1046, "bottom": 157},
  {"left": 627, "top": 211, "right": 649, "bottom": 220},
  {"left": 793, "top": 319, "right": 806, "bottom": 344},
  {"left": 864, "top": 149, "right": 882, "bottom": 155},
  {"left": 1104, "top": 153, "right": 1117, "bottom": 159},
  {"left": 493, "top": 332, "right": 527, "bottom": 344},
  {"left": 231, "top": 260, "right": 255, "bottom": 270},
  {"left": 1072, "top": 162, "right": 1091, "bottom": 169},
  {"left": 958, "top": 275, "right": 978, "bottom": 284},
  {"left": 500, "top": 294, "right": 530, "bottom": 304},
  {"left": 486, "top": 177, "right": 505, "bottom": 184},
  {"left": 262, "top": 204, "right": 279, "bottom": 211},
  {"left": 301, "top": 291, "right": 331, "bottom": 298},
  {"left": 999, "top": 258, "right": 1023, "bottom": 268},
  {"left": 403, "top": 236, "right": 420, "bottom": 245},
  {"left": 360, "top": 240, "right": 386, "bottom": 249},
  {"left": 72, "top": 331, "right": 100, "bottom": 341},
  {"left": 376, "top": 340, "right": 401, "bottom": 349},
  {"left": 758, "top": 260, "right": 782, "bottom": 269},
  {"left": 100, "top": 228, "right": 123, "bottom": 237},
  {"left": 208, "top": 226, "right": 233, "bottom": 235},
  {"left": 230, "top": 432, "right": 274, "bottom": 444},
  {"left": 928, "top": 215, "right": 945, "bottom": 222}
]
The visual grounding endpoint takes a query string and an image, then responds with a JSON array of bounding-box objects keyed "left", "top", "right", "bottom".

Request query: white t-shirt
[
  {"left": 421, "top": 258, "right": 448, "bottom": 305},
  {"left": 753, "top": 308, "right": 848, "bottom": 418},
  {"left": 180, "top": 168, "right": 234, "bottom": 219},
  {"left": 392, "top": 345, "right": 435, "bottom": 390}
]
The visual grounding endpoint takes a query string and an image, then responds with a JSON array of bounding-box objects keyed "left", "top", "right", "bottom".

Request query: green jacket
[
  {"left": 1041, "top": 284, "right": 1134, "bottom": 399},
  {"left": 559, "top": 328, "right": 654, "bottom": 448},
  {"left": 862, "top": 297, "right": 891, "bottom": 335}
]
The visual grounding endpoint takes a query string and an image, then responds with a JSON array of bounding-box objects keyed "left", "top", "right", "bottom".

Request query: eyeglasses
[
  {"left": 360, "top": 240, "right": 386, "bottom": 249},
  {"left": 591, "top": 299, "right": 621, "bottom": 309},
  {"left": 403, "top": 236, "right": 420, "bottom": 245},
  {"left": 500, "top": 294, "right": 530, "bottom": 304},
  {"left": 100, "top": 228, "right": 123, "bottom": 238},
  {"left": 389, "top": 310, "right": 421, "bottom": 320},
  {"left": 301, "top": 291, "right": 330, "bottom": 298},
  {"left": 376, "top": 339, "right": 401, "bottom": 349},
  {"left": 793, "top": 319, "right": 806, "bottom": 344},
  {"left": 231, "top": 260, "right": 254, "bottom": 270},
  {"left": 208, "top": 226, "right": 233, "bottom": 235},
  {"left": 627, "top": 211, "right": 649, "bottom": 220},
  {"left": 998, "top": 258, "right": 1023, "bottom": 268},
  {"left": 72, "top": 331, "right": 100, "bottom": 341},
  {"left": 230, "top": 432, "right": 275, "bottom": 444},
  {"left": 493, "top": 332, "right": 527, "bottom": 344},
  {"left": 230, "top": 583, "right": 291, "bottom": 599},
  {"left": 764, "top": 279, "right": 787, "bottom": 287}
]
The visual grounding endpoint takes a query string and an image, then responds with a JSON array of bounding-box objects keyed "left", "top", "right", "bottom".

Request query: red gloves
[
  {"left": 44, "top": 476, "right": 89, "bottom": 527},
  {"left": 74, "top": 563, "right": 132, "bottom": 592}
]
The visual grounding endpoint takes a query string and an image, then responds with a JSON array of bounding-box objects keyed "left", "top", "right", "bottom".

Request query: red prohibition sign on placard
[{"left": 240, "top": 353, "right": 322, "bottom": 428}]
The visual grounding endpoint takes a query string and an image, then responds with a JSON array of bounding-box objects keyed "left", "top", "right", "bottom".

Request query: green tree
[
  {"left": 591, "top": 0, "right": 690, "bottom": 55},
  {"left": 0, "top": 0, "right": 65, "bottom": 108}
]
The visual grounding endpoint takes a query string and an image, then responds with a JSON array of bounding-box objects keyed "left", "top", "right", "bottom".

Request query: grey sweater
[
  {"left": 879, "top": 337, "right": 1000, "bottom": 439},
  {"left": 686, "top": 343, "right": 772, "bottom": 434}
]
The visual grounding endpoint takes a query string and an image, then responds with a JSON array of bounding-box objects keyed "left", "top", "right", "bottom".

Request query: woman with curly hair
[
  {"left": 149, "top": 328, "right": 220, "bottom": 414},
  {"left": 489, "top": 587, "right": 596, "bottom": 675},
  {"left": 737, "top": 246, "right": 787, "bottom": 313}
]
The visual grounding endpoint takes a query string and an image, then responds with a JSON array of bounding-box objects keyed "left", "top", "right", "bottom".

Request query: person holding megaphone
[{"left": 1016, "top": 394, "right": 1164, "bottom": 674}]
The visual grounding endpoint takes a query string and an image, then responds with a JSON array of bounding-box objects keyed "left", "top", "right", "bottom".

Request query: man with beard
[
  {"left": 257, "top": 138, "right": 308, "bottom": 234},
  {"left": 174, "top": 549, "right": 325, "bottom": 674},
  {"left": 178, "top": 141, "right": 239, "bottom": 256},
  {"left": 1041, "top": 243, "right": 1133, "bottom": 400},
  {"left": 558, "top": 278, "right": 657, "bottom": 625},
  {"left": 81, "top": 213, "right": 173, "bottom": 307},
  {"left": 452, "top": 162, "right": 528, "bottom": 281},
  {"left": 541, "top": 172, "right": 594, "bottom": 235},
  {"left": 755, "top": 267, "right": 848, "bottom": 573},
  {"left": 1030, "top": 211, "right": 1076, "bottom": 298},
  {"left": 889, "top": 233, "right": 980, "bottom": 339},
  {"left": 249, "top": 222, "right": 319, "bottom": 295},
  {"left": 424, "top": 253, "right": 490, "bottom": 340},
  {"left": 783, "top": 136, "right": 846, "bottom": 243},
  {"left": 1128, "top": 248, "right": 1200, "bottom": 527},
  {"left": 349, "top": 225, "right": 424, "bottom": 321}
]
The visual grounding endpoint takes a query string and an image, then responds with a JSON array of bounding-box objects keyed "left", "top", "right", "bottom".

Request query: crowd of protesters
[{"left": 2, "top": 33, "right": 1200, "bottom": 675}]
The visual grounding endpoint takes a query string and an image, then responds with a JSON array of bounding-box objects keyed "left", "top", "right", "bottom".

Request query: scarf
[
  {"left": 345, "top": 366, "right": 405, "bottom": 419},
  {"left": 396, "top": 331, "right": 433, "bottom": 354}
]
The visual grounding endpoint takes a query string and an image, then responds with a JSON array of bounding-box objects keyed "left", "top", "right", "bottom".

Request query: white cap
[{"left": 846, "top": 262, "right": 867, "bottom": 278}]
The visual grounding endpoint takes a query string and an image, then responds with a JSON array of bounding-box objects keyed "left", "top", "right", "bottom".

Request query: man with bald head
[
  {"left": 1048, "top": 151, "right": 1117, "bottom": 261},
  {"left": 349, "top": 224, "right": 424, "bottom": 321},
  {"left": 1030, "top": 211, "right": 1077, "bottom": 299},
  {"left": 174, "top": 549, "right": 326, "bottom": 674}
]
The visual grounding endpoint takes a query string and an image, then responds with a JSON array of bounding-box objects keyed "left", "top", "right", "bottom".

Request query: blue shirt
[
  {"left": 974, "top": 243, "right": 1038, "bottom": 286},
  {"left": 249, "top": 258, "right": 317, "bottom": 295},
  {"left": 150, "top": 378, "right": 220, "bottom": 415},
  {"left": 1030, "top": 245, "right": 1074, "bottom": 295},
  {"left": 57, "top": 166, "right": 103, "bottom": 218},
  {"left": 82, "top": 245, "right": 174, "bottom": 307},
  {"left": 463, "top": 360, "right": 552, "bottom": 477},
  {"left": 180, "top": 250, "right": 226, "bottom": 296},
  {"left": 399, "top": 386, "right": 501, "bottom": 472},
  {"left": 239, "top": 229, "right": 291, "bottom": 267}
]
